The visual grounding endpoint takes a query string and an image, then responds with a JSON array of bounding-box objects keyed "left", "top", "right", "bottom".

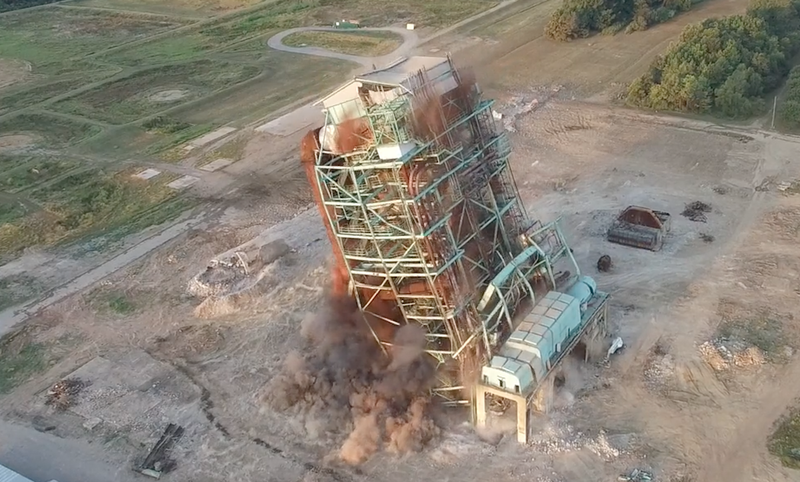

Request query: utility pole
[{"left": 772, "top": 95, "right": 777, "bottom": 130}]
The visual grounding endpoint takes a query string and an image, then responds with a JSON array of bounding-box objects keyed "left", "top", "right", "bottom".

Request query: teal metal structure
[{"left": 310, "top": 57, "right": 583, "bottom": 405}]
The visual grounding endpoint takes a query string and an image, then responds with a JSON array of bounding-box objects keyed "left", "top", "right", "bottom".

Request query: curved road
[{"left": 267, "top": 26, "right": 419, "bottom": 68}]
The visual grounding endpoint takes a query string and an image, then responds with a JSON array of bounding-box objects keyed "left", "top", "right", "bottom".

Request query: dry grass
[{"left": 282, "top": 30, "right": 403, "bottom": 56}]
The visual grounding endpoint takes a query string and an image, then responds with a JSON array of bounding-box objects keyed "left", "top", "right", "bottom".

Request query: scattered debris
[
  {"left": 46, "top": 378, "right": 88, "bottom": 410},
  {"left": 699, "top": 339, "right": 764, "bottom": 371},
  {"left": 597, "top": 254, "right": 612, "bottom": 272},
  {"left": 618, "top": 468, "right": 653, "bottom": 481},
  {"left": 607, "top": 206, "right": 671, "bottom": 251},
  {"left": 681, "top": 201, "right": 712, "bottom": 223},
  {"left": 699, "top": 232, "right": 715, "bottom": 243},
  {"left": 136, "top": 423, "right": 184, "bottom": 479},
  {"left": 606, "top": 337, "right": 624, "bottom": 361}
]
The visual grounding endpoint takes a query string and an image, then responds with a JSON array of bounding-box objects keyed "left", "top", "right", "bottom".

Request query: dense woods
[
  {"left": 0, "top": 0, "right": 60, "bottom": 12},
  {"left": 626, "top": 0, "right": 800, "bottom": 117},
  {"left": 545, "top": 0, "right": 704, "bottom": 41},
  {"left": 779, "top": 66, "right": 800, "bottom": 127}
]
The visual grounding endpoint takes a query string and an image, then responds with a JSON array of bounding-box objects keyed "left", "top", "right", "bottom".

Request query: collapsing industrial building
[{"left": 300, "top": 56, "right": 609, "bottom": 439}]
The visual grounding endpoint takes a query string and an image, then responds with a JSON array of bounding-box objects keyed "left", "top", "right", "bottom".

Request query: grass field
[
  {"left": 64, "top": 0, "right": 264, "bottom": 17},
  {"left": 283, "top": 30, "right": 403, "bottom": 56},
  {"left": 52, "top": 61, "right": 260, "bottom": 124},
  {"left": 0, "top": 0, "right": 500, "bottom": 264},
  {"left": 0, "top": 113, "right": 102, "bottom": 147},
  {"left": 0, "top": 8, "right": 186, "bottom": 74}
]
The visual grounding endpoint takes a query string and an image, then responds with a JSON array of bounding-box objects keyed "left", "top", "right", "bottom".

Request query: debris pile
[
  {"left": 136, "top": 423, "right": 184, "bottom": 479},
  {"left": 597, "top": 254, "right": 612, "bottom": 272},
  {"left": 188, "top": 239, "right": 291, "bottom": 318},
  {"left": 699, "top": 339, "right": 764, "bottom": 371},
  {"left": 264, "top": 296, "right": 440, "bottom": 465},
  {"left": 681, "top": 201, "right": 712, "bottom": 223},
  {"left": 618, "top": 468, "right": 653, "bottom": 481},
  {"left": 643, "top": 353, "right": 674, "bottom": 389},
  {"left": 46, "top": 378, "right": 88, "bottom": 410}
]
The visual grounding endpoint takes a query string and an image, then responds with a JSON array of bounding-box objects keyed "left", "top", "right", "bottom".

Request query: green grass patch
[
  {"left": 0, "top": 339, "right": 46, "bottom": 394},
  {"left": 146, "top": 122, "right": 217, "bottom": 157},
  {"left": 51, "top": 61, "right": 260, "bottom": 124},
  {"left": 91, "top": 290, "right": 138, "bottom": 314},
  {"left": 175, "top": 50, "right": 352, "bottom": 126},
  {"left": 64, "top": 0, "right": 263, "bottom": 18},
  {"left": 102, "top": 33, "right": 214, "bottom": 66},
  {"left": 768, "top": 402, "right": 800, "bottom": 469},
  {"left": 718, "top": 316, "right": 789, "bottom": 362},
  {"left": 0, "top": 113, "right": 101, "bottom": 147},
  {"left": 0, "top": 168, "right": 181, "bottom": 259},
  {"left": 0, "top": 8, "right": 185, "bottom": 73},
  {"left": 282, "top": 30, "right": 403, "bottom": 56},
  {"left": 0, "top": 70, "right": 118, "bottom": 115},
  {"left": 2, "top": 155, "right": 83, "bottom": 192},
  {"left": 0, "top": 198, "right": 30, "bottom": 225},
  {"left": 0, "top": 273, "right": 43, "bottom": 311},
  {"left": 201, "top": 134, "right": 247, "bottom": 166}
]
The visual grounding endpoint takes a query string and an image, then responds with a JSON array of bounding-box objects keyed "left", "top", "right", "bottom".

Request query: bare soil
[
  {"left": 0, "top": 134, "right": 35, "bottom": 151},
  {"left": 0, "top": 59, "right": 32, "bottom": 90},
  {"left": 4, "top": 98, "right": 800, "bottom": 482}
]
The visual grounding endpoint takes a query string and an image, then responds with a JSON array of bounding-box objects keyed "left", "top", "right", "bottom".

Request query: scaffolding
[{"left": 310, "top": 56, "right": 558, "bottom": 404}]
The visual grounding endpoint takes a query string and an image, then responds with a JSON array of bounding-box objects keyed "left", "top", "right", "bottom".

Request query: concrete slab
[
  {"left": 133, "top": 168, "right": 161, "bottom": 180},
  {"left": 199, "top": 158, "right": 234, "bottom": 172},
  {"left": 255, "top": 103, "right": 323, "bottom": 137},
  {"left": 190, "top": 127, "right": 236, "bottom": 147},
  {"left": 167, "top": 175, "right": 199, "bottom": 190}
]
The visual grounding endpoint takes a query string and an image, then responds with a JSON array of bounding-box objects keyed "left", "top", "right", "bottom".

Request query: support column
[
  {"left": 475, "top": 385, "right": 487, "bottom": 428},
  {"left": 516, "top": 396, "right": 528, "bottom": 444}
]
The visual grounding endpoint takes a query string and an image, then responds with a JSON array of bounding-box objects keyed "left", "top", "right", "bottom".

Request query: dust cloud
[{"left": 264, "top": 295, "right": 440, "bottom": 465}]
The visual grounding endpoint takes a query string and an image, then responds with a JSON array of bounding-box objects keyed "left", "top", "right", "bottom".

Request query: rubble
[
  {"left": 681, "top": 201, "right": 712, "bottom": 223},
  {"left": 618, "top": 468, "right": 653, "bottom": 481},
  {"left": 46, "top": 377, "right": 88, "bottom": 410},
  {"left": 699, "top": 339, "right": 764, "bottom": 371}
]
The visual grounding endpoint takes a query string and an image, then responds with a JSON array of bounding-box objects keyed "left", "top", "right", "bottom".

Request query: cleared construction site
[{"left": 5, "top": 5, "right": 800, "bottom": 481}]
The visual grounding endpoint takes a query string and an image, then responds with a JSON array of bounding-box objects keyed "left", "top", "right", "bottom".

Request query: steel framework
[{"left": 310, "top": 57, "right": 568, "bottom": 404}]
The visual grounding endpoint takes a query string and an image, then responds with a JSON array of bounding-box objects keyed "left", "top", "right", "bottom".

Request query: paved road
[
  {"left": 267, "top": 26, "right": 418, "bottom": 68},
  {"left": 0, "top": 420, "right": 138, "bottom": 482}
]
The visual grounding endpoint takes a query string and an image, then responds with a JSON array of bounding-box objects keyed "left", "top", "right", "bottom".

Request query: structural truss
[{"left": 310, "top": 56, "right": 566, "bottom": 404}]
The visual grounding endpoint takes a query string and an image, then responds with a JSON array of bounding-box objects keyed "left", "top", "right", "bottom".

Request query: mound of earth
[{"left": 149, "top": 89, "right": 189, "bottom": 103}]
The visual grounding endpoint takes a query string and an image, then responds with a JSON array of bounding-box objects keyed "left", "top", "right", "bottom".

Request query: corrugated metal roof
[{"left": 0, "top": 464, "right": 34, "bottom": 482}]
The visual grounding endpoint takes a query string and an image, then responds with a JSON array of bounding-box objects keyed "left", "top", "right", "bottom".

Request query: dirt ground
[
  {"left": 4, "top": 0, "right": 800, "bottom": 480},
  {"left": 4, "top": 96, "right": 800, "bottom": 481}
]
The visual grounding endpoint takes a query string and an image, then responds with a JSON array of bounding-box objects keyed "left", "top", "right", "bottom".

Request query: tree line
[
  {"left": 626, "top": 0, "right": 800, "bottom": 117},
  {"left": 779, "top": 66, "right": 800, "bottom": 127},
  {"left": 545, "top": 0, "right": 705, "bottom": 41}
]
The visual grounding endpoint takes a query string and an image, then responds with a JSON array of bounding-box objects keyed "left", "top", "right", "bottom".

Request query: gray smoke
[{"left": 264, "top": 296, "right": 440, "bottom": 464}]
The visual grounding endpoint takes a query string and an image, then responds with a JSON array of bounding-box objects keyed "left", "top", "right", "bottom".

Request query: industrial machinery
[
  {"left": 300, "top": 56, "right": 609, "bottom": 439},
  {"left": 607, "top": 205, "right": 671, "bottom": 251}
]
